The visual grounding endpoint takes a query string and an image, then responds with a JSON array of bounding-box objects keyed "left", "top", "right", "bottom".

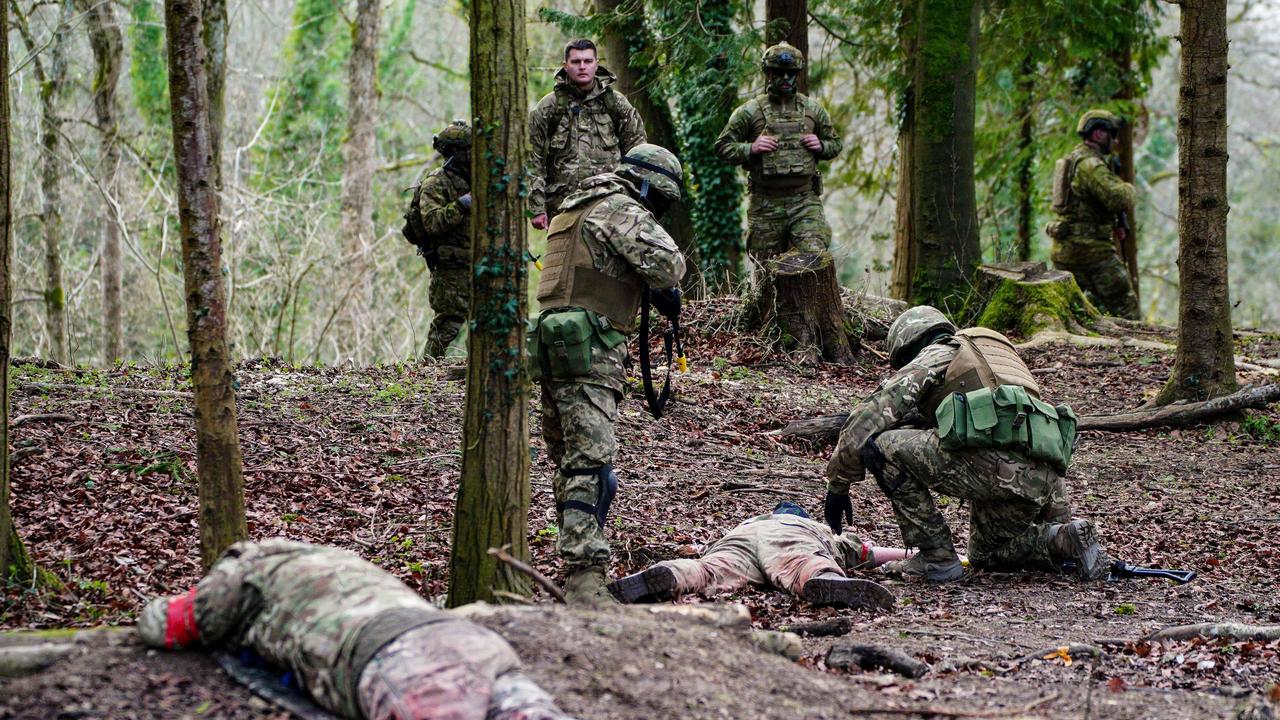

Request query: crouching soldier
[
  {"left": 608, "top": 501, "right": 895, "bottom": 611},
  {"left": 824, "top": 306, "right": 1110, "bottom": 583},
  {"left": 137, "top": 539, "right": 573, "bottom": 720}
]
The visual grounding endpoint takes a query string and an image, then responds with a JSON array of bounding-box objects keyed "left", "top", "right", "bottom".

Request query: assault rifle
[{"left": 860, "top": 545, "right": 1195, "bottom": 583}]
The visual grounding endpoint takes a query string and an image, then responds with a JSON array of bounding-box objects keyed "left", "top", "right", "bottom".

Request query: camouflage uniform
[
  {"left": 528, "top": 67, "right": 647, "bottom": 220},
  {"left": 414, "top": 164, "right": 471, "bottom": 357},
  {"left": 137, "top": 539, "right": 571, "bottom": 720}
]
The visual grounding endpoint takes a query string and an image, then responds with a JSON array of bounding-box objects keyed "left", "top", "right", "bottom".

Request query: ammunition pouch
[
  {"left": 559, "top": 464, "right": 618, "bottom": 528},
  {"left": 527, "top": 309, "right": 626, "bottom": 382},
  {"left": 935, "top": 385, "right": 1077, "bottom": 474}
]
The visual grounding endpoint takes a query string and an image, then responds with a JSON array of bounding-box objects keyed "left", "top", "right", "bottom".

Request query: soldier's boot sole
[
  {"left": 1056, "top": 519, "right": 1110, "bottom": 581},
  {"left": 801, "top": 575, "right": 896, "bottom": 612},
  {"left": 879, "top": 556, "right": 965, "bottom": 584},
  {"left": 607, "top": 566, "right": 676, "bottom": 604}
]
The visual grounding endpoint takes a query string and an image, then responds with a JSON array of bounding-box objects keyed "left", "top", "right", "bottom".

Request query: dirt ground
[{"left": 3, "top": 299, "right": 1279, "bottom": 718}]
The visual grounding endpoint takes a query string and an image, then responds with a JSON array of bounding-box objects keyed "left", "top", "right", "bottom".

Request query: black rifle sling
[{"left": 639, "top": 288, "right": 674, "bottom": 419}]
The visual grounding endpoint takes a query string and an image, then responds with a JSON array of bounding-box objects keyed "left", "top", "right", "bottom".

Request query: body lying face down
[{"left": 137, "top": 539, "right": 573, "bottom": 720}]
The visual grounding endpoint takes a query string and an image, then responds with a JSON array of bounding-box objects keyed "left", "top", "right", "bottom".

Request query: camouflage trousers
[
  {"left": 1055, "top": 255, "right": 1139, "bottom": 321},
  {"left": 868, "top": 428, "right": 1071, "bottom": 570},
  {"left": 741, "top": 190, "right": 832, "bottom": 326},
  {"left": 655, "top": 517, "right": 846, "bottom": 596},
  {"left": 540, "top": 380, "right": 619, "bottom": 573},
  {"left": 358, "top": 620, "right": 567, "bottom": 720},
  {"left": 425, "top": 266, "right": 469, "bottom": 359}
]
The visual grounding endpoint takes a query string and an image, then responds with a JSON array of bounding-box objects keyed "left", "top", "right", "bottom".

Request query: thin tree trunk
[
  {"left": 1, "top": 0, "right": 16, "bottom": 579},
  {"left": 1015, "top": 53, "right": 1035, "bottom": 262},
  {"left": 1112, "top": 34, "right": 1140, "bottom": 301},
  {"left": 447, "top": 0, "right": 531, "bottom": 607},
  {"left": 765, "top": 0, "right": 808, "bottom": 94},
  {"left": 202, "top": 0, "right": 226, "bottom": 185},
  {"left": 164, "top": 0, "right": 247, "bottom": 570},
  {"left": 335, "top": 0, "right": 379, "bottom": 363},
  {"left": 80, "top": 0, "right": 125, "bottom": 363},
  {"left": 890, "top": 5, "right": 916, "bottom": 300},
  {"left": 1156, "top": 0, "right": 1235, "bottom": 404}
]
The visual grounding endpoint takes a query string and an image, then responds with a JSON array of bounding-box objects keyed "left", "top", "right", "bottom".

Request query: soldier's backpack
[{"left": 1051, "top": 154, "right": 1082, "bottom": 214}]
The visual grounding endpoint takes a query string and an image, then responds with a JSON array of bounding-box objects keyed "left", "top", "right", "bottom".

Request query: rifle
[
  {"left": 638, "top": 288, "right": 687, "bottom": 419},
  {"left": 861, "top": 545, "right": 1195, "bottom": 583}
]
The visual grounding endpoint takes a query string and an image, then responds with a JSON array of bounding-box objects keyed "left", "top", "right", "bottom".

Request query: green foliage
[
  {"left": 128, "top": 0, "right": 169, "bottom": 127},
  {"left": 1114, "top": 603, "right": 1137, "bottom": 615},
  {"left": 1240, "top": 413, "right": 1280, "bottom": 445}
]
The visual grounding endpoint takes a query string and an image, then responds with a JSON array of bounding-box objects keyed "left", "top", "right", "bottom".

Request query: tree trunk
[
  {"left": 1112, "top": 26, "right": 1139, "bottom": 301},
  {"left": 890, "top": 5, "right": 915, "bottom": 300},
  {"left": 80, "top": 0, "right": 125, "bottom": 364},
  {"left": 335, "top": 0, "right": 379, "bottom": 363},
  {"left": 447, "top": 0, "right": 531, "bottom": 607},
  {"left": 768, "top": 251, "right": 856, "bottom": 365},
  {"left": 970, "top": 262, "right": 1098, "bottom": 338},
  {"left": 1, "top": 0, "right": 16, "bottom": 579},
  {"left": 202, "top": 0, "right": 226, "bottom": 185},
  {"left": 1015, "top": 53, "right": 1035, "bottom": 262},
  {"left": 765, "top": 0, "right": 808, "bottom": 94},
  {"left": 164, "top": 0, "right": 248, "bottom": 570},
  {"left": 1156, "top": 0, "right": 1235, "bottom": 405},
  {"left": 905, "top": 0, "right": 980, "bottom": 312}
]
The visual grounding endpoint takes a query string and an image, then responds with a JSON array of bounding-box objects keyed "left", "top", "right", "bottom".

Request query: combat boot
[
  {"left": 564, "top": 566, "right": 619, "bottom": 607},
  {"left": 879, "top": 547, "right": 964, "bottom": 583},
  {"left": 801, "top": 572, "right": 896, "bottom": 611},
  {"left": 606, "top": 566, "right": 677, "bottom": 604},
  {"left": 1046, "top": 519, "right": 1110, "bottom": 580}
]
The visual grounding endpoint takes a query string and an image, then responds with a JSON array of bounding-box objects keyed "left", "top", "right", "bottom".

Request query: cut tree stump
[
  {"left": 968, "top": 262, "right": 1099, "bottom": 336},
  {"left": 767, "top": 250, "right": 857, "bottom": 366}
]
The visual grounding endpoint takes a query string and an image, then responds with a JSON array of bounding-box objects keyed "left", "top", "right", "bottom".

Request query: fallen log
[
  {"left": 1000, "top": 643, "right": 1104, "bottom": 674},
  {"left": 826, "top": 643, "right": 928, "bottom": 678},
  {"left": 776, "top": 618, "right": 853, "bottom": 637},
  {"left": 776, "top": 383, "right": 1280, "bottom": 440},
  {"left": 1146, "top": 623, "right": 1280, "bottom": 643}
]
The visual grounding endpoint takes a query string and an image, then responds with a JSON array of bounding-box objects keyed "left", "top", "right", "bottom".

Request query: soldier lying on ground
[
  {"left": 138, "top": 539, "right": 572, "bottom": 720},
  {"left": 607, "top": 501, "right": 895, "bottom": 611}
]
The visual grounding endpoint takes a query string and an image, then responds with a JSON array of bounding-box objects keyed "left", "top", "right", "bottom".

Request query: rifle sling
[{"left": 639, "top": 288, "right": 674, "bottom": 419}]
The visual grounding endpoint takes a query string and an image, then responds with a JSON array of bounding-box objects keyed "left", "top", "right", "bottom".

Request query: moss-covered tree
[{"left": 446, "top": 0, "right": 532, "bottom": 607}]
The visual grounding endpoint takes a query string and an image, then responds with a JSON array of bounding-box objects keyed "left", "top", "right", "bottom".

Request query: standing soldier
[
  {"left": 528, "top": 38, "right": 647, "bottom": 229},
  {"left": 403, "top": 120, "right": 472, "bottom": 358},
  {"left": 714, "top": 42, "right": 841, "bottom": 323},
  {"left": 528, "top": 144, "right": 686, "bottom": 605},
  {"left": 1047, "top": 109, "right": 1140, "bottom": 320}
]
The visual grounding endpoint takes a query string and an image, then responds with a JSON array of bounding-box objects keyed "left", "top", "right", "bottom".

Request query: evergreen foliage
[{"left": 128, "top": 0, "right": 169, "bottom": 127}]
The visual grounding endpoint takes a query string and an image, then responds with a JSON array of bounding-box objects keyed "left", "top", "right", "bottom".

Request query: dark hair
[{"left": 563, "top": 38, "right": 597, "bottom": 61}]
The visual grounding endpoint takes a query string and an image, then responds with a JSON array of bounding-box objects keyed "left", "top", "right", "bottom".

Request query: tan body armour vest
[
  {"left": 536, "top": 197, "right": 645, "bottom": 332},
  {"left": 758, "top": 94, "right": 817, "bottom": 191},
  {"left": 923, "top": 327, "right": 1041, "bottom": 422}
]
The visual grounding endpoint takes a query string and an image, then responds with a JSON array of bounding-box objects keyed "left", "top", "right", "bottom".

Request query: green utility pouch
[
  {"left": 936, "top": 385, "right": 1077, "bottom": 474},
  {"left": 526, "top": 314, "right": 547, "bottom": 382},
  {"left": 533, "top": 310, "right": 627, "bottom": 381}
]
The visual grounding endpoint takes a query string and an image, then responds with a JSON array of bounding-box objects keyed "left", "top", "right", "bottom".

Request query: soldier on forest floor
[
  {"left": 608, "top": 501, "right": 895, "bottom": 611},
  {"left": 713, "top": 42, "right": 841, "bottom": 326},
  {"left": 402, "top": 119, "right": 472, "bottom": 359},
  {"left": 528, "top": 38, "right": 647, "bottom": 228},
  {"left": 1047, "top": 109, "right": 1140, "bottom": 320},
  {"left": 824, "top": 306, "right": 1111, "bottom": 583},
  {"left": 528, "top": 144, "right": 686, "bottom": 605},
  {"left": 137, "top": 539, "right": 573, "bottom": 720}
]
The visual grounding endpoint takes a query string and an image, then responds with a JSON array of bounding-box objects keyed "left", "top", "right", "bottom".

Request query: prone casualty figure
[
  {"left": 137, "top": 539, "right": 573, "bottom": 720},
  {"left": 824, "top": 306, "right": 1111, "bottom": 583},
  {"left": 607, "top": 501, "right": 895, "bottom": 610}
]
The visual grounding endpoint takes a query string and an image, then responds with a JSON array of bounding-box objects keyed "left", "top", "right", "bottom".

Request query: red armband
[{"left": 164, "top": 587, "right": 200, "bottom": 649}]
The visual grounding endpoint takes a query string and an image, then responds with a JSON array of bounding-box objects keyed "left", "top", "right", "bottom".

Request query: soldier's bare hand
[
  {"left": 751, "top": 136, "right": 779, "bottom": 154},
  {"left": 531, "top": 213, "right": 549, "bottom": 230},
  {"left": 802, "top": 134, "right": 822, "bottom": 151}
]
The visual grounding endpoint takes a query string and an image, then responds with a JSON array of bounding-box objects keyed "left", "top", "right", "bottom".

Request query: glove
[
  {"left": 650, "top": 287, "right": 681, "bottom": 321},
  {"left": 824, "top": 491, "right": 853, "bottom": 536},
  {"left": 458, "top": 193, "right": 472, "bottom": 210}
]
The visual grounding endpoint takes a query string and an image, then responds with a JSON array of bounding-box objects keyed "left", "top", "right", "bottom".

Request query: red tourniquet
[{"left": 165, "top": 587, "right": 200, "bottom": 649}]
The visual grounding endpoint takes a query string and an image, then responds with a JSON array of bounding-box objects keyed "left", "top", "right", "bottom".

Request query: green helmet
[
  {"left": 1076, "top": 109, "right": 1122, "bottom": 137},
  {"left": 762, "top": 42, "right": 805, "bottom": 72},
  {"left": 618, "top": 143, "right": 683, "bottom": 203},
  {"left": 433, "top": 119, "right": 472, "bottom": 153},
  {"left": 886, "top": 305, "right": 956, "bottom": 369}
]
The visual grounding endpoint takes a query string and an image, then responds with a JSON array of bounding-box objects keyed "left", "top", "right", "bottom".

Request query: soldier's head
[
  {"left": 886, "top": 305, "right": 957, "bottom": 370},
  {"left": 772, "top": 500, "right": 811, "bottom": 519},
  {"left": 433, "top": 119, "right": 472, "bottom": 169},
  {"left": 761, "top": 42, "right": 805, "bottom": 97},
  {"left": 617, "top": 143, "right": 683, "bottom": 218},
  {"left": 562, "top": 38, "right": 599, "bottom": 89},
  {"left": 1077, "top": 109, "right": 1122, "bottom": 154}
]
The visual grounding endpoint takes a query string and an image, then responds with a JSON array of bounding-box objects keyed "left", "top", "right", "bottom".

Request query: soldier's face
[
  {"left": 768, "top": 69, "right": 799, "bottom": 96},
  {"left": 1090, "top": 127, "right": 1118, "bottom": 153},
  {"left": 564, "top": 49, "right": 598, "bottom": 88}
]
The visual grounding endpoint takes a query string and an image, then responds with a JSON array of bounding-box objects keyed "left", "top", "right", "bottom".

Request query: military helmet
[
  {"left": 762, "top": 42, "right": 805, "bottom": 72},
  {"left": 886, "top": 305, "right": 957, "bottom": 369},
  {"left": 1076, "top": 109, "right": 1122, "bottom": 137},
  {"left": 433, "top": 119, "right": 472, "bottom": 152},
  {"left": 618, "top": 143, "right": 683, "bottom": 203}
]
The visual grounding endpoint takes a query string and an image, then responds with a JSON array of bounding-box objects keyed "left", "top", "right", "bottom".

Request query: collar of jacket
[{"left": 553, "top": 66, "right": 618, "bottom": 102}]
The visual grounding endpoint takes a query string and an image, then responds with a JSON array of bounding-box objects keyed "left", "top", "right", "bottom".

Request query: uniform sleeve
[
  {"left": 825, "top": 345, "right": 953, "bottom": 494},
  {"left": 527, "top": 100, "right": 552, "bottom": 217},
  {"left": 713, "top": 104, "right": 757, "bottom": 167},
  {"left": 811, "top": 101, "right": 842, "bottom": 161},
  {"left": 192, "top": 549, "right": 258, "bottom": 646},
  {"left": 418, "top": 174, "right": 466, "bottom": 237},
  {"left": 588, "top": 201, "right": 687, "bottom": 290},
  {"left": 1076, "top": 157, "right": 1135, "bottom": 213},
  {"left": 614, "top": 92, "right": 648, "bottom": 154}
]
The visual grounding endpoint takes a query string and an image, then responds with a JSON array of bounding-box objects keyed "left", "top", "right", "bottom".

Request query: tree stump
[
  {"left": 767, "top": 250, "right": 857, "bottom": 365},
  {"left": 969, "top": 262, "right": 1099, "bottom": 338}
]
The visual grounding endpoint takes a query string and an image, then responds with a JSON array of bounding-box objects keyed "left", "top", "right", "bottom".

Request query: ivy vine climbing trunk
[
  {"left": 335, "top": 0, "right": 380, "bottom": 362},
  {"left": 164, "top": 0, "right": 248, "bottom": 570},
  {"left": 80, "top": 0, "right": 125, "bottom": 363},
  {"left": 903, "top": 0, "right": 980, "bottom": 312},
  {"left": 765, "top": 0, "right": 808, "bottom": 94},
  {"left": 446, "top": 0, "right": 531, "bottom": 607},
  {"left": 1156, "top": 0, "right": 1235, "bottom": 405}
]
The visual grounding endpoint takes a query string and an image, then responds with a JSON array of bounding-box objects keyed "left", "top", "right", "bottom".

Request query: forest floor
[{"left": 3, "top": 298, "right": 1280, "bottom": 719}]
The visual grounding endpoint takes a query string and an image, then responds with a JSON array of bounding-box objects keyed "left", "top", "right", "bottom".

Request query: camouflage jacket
[
  {"left": 414, "top": 164, "right": 470, "bottom": 270},
  {"left": 542, "top": 174, "right": 687, "bottom": 393},
  {"left": 713, "top": 92, "right": 841, "bottom": 192},
  {"left": 1050, "top": 143, "right": 1136, "bottom": 265},
  {"left": 726, "top": 513, "right": 869, "bottom": 572},
  {"left": 191, "top": 539, "right": 443, "bottom": 719},
  {"left": 528, "top": 67, "right": 647, "bottom": 218}
]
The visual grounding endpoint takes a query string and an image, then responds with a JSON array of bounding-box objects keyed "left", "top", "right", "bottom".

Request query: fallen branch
[
  {"left": 1000, "top": 643, "right": 1104, "bottom": 674},
  {"left": 1145, "top": 623, "right": 1280, "bottom": 643},
  {"left": 826, "top": 643, "right": 928, "bottom": 678},
  {"left": 776, "top": 618, "right": 853, "bottom": 637},
  {"left": 11, "top": 413, "right": 76, "bottom": 427},
  {"left": 720, "top": 481, "right": 811, "bottom": 498},
  {"left": 18, "top": 382, "right": 193, "bottom": 399},
  {"left": 840, "top": 693, "right": 1058, "bottom": 719},
  {"left": 487, "top": 546, "right": 566, "bottom": 604}
]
